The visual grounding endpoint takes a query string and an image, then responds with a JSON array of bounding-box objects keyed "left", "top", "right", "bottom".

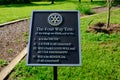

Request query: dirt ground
[{"left": 0, "top": 6, "right": 120, "bottom": 72}]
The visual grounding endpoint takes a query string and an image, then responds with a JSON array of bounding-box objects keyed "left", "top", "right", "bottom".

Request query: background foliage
[{"left": 0, "top": 0, "right": 31, "bottom": 4}]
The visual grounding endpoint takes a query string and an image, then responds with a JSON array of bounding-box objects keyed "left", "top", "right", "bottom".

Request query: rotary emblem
[{"left": 48, "top": 13, "right": 63, "bottom": 26}]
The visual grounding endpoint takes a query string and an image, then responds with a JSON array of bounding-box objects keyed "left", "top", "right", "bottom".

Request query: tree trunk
[
  {"left": 106, "top": 0, "right": 112, "bottom": 28},
  {"left": 79, "top": 0, "right": 81, "bottom": 2},
  {"left": 51, "top": 0, "right": 54, "bottom": 4},
  {"left": 24, "top": 0, "right": 31, "bottom": 3}
]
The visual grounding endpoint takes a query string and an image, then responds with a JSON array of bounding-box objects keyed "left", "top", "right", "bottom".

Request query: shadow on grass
[
  {"left": 91, "top": 1, "right": 106, "bottom": 6},
  {"left": 113, "top": 1, "right": 120, "bottom": 6},
  {"left": 0, "top": 2, "right": 54, "bottom": 8},
  {"left": 0, "top": 0, "right": 79, "bottom": 8}
]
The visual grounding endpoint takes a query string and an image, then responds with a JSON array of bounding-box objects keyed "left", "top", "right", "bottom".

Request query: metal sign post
[{"left": 54, "top": 66, "right": 57, "bottom": 80}]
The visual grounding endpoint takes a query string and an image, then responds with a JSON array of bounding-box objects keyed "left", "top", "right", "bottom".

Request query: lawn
[
  {"left": 0, "top": 0, "right": 106, "bottom": 24},
  {"left": 8, "top": 9, "right": 120, "bottom": 80}
]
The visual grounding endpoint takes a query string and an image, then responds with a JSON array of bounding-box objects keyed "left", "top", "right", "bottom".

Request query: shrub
[{"left": 77, "top": 3, "right": 94, "bottom": 15}]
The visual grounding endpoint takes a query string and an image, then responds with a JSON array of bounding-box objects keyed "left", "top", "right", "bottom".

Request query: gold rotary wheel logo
[{"left": 48, "top": 13, "right": 63, "bottom": 26}]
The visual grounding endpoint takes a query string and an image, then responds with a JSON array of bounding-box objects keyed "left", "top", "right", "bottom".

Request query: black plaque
[{"left": 27, "top": 11, "right": 81, "bottom": 66}]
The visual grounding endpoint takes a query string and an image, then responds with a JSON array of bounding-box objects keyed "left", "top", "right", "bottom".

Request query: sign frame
[{"left": 27, "top": 10, "right": 82, "bottom": 66}]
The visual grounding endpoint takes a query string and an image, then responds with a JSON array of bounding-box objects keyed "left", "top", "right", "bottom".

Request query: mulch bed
[
  {"left": 0, "top": 20, "right": 29, "bottom": 71},
  {"left": 86, "top": 22, "right": 120, "bottom": 34},
  {"left": 87, "top": 6, "right": 120, "bottom": 34}
]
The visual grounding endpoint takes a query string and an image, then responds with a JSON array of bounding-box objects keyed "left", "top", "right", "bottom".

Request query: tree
[{"left": 106, "top": 0, "right": 113, "bottom": 28}]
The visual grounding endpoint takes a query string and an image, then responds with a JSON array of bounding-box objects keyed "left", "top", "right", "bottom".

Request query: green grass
[
  {"left": 0, "top": 0, "right": 106, "bottom": 24},
  {"left": 7, "top": 48, "right": 13, "bottom": 54},
  {"left": 0, "top": 1, "right": 77, "bottom": 24},
  {"left": 8, "top": 9, "right": 120, "bottom": 80},
  {"left": 0, "top": 59, "right": 8, "bottom": 67},
  {"left": 23, "top": 32, "right": 29, "bottom": 42},
  {"left": 1, "top": 0, "right": 120, "bottom": 79}
]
